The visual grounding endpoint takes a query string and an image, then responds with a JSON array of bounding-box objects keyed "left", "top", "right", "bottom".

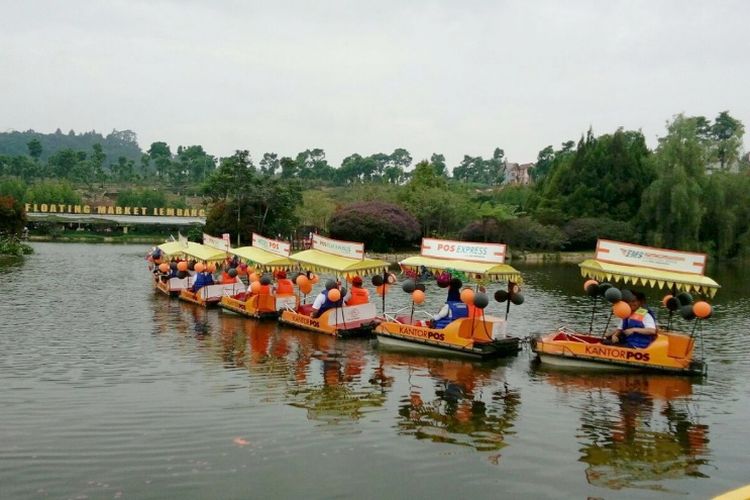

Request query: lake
[{"left": 1, "top": 243, "right": 749, "bottom": 499}]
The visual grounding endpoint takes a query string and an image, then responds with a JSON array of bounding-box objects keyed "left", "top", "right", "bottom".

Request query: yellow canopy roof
[
  {"left": 579, "top": 259, "right": 720, "bottom": 298},
  {"left": 230, "top": 246, "right": 294, "bottom": 269},
  {"left": 399, "top": 256, "right": 522, "bottom": 283},
  {"left": 158, "top": 241, "right": 226, "bottom": 262},
  {"left": 288, "top": 249, "right": 388, "bottom": 276}
]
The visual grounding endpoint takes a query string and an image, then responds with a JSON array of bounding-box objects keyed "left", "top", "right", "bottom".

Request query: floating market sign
[
  {"left": 24, "top": 203, "right": 206, "bottom": 217},
  {"left": 252, "top": 233, "right": 290, "bottom": 257},
  {"left": 312, "top": 234, "right": 364, "bottom": 259},
  {"left": 596, "top": 239, "right": 706, "bottom": 275},
  {"left": 421, "top": 238, "right": 506, "bottom": 264}
]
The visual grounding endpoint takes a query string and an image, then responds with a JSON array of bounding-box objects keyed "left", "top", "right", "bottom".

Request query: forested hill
[{"left": 0, "top": 129, "right": 142, "bottom": 162}]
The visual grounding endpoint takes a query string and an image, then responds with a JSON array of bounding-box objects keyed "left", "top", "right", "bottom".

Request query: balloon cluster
[
  {"left": 662, "top": 293, "right": 712, "bottom": 320},
  {"left": 295, "top": 274, "right": 314, "bottom": 295},
  {"left": 372, "top": 273, "right": 396, "bottom": 296},
  {"left": 494, "top": 288, "right": 524, "bottom": 305},
  {"left": 401, "top": 279, "right": 426, "bottom": 304}
]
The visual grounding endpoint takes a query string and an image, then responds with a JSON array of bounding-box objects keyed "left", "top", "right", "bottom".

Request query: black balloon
[
  {"left": 604, "top": 287, "right": 622, "bottom": 304},
  {"left": 169, "top": 261, "right": 178, "bottom": 271},
  {"left": 372, "top": 275, "right": 384, "bottom": 286},
  {"left": 494, "top": 290, "right": 509, "bottom": 303},
  {"left": 680, "top": 304, "right": 696, "bottom": 320},
  {"left": 402, "top": 279, "right": 416, "bottom": 293},
  {"left": 666, "top": 297, "right": 681, "bottom": 311},
  {"left": 621, "top": 289, "right": 636, "bottom": 302},
  {"left": 325, "top": 279, "right": 337, "bottom": 290},
  {"left": 676, "top": 292, "right": 693, "bottom": 306},
  {"left": 450, "top": 278, "right": 463, "bottom": 289},
  {"left": 598, "top": 282, "right": 613, "bottom": 295},
  {"left": 511, "top": 293, "right": 525, "bottom": 305},
  {"left": 187, "top": 260, "right": 196, "bottom": 271},
  {"left": 473, "top": 292, "right": 489, "bottom": 309},
  {"left": 586, "top": 283, "right": 599, "bottom": 297},
  {"left": 415, "top": 283, "right": 426, "bottom": 292},
  {"left": 339, "top": 287, "right": 347, "bottom": 299},
  {"left": 177, "top": 270, "right": 188, "bottom": 279}
]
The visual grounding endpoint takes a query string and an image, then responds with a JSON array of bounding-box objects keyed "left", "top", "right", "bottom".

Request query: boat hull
[
  {"left": 278, "top": 303, "right": 378, "bottom": 337},
  {"left": 532, "top": 330, "right": 705, "bottom": 375},
  {"left": 218, "top": 294, "right": 296, "bottom": 320},
  {"left": 374, "top": 316, "right": 520, "bottom": 359}
]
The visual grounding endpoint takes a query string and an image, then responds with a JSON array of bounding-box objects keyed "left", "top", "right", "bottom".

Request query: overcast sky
[{"left": 2, "top": 1, "right": 748, "bottom": 168}]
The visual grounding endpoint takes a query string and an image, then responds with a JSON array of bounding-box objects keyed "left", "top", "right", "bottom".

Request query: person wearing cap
[
  {"left": 345, "top": 276, "right": 369, "bottom": 306},
  {"left": 275, "top": 270, "right": 294, "bottom": 295}
]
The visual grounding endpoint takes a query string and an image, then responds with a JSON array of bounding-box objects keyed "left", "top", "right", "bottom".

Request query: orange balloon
[
  {"left": 296, "top": 275, "right": 310, "bottom": 287},
  {"left": 328, "top": 289, "right": 341, "bottom": 302},
  {"left": 412, "top": 290, "right": 425, "bottom": 304},
  {"left": 693, "top": 301, "right": 712, "bottom": 319},
  {"left": 250, "top": 281, "right": 261, "bottom": 294},
  {"left": 237, "top": 266, "right": 247, "bottom": 275},
  {"left": 583, "top": 279, "right": 598, "bottom": 292},
  {"left": 207, "top": 263, "right": 216, "bottom": 273},
  {"left": 460, "top": 288, "right": 475, "bottom": 305},
  {"left": 177, "top": 261, "right": 188, "bottom": 272},
  {"left": 662, "top": 294, "right": 673, "bottom": 307},
  {"left": 300, "top": 282, "right": 313, "bottom": 295},
  {"left": 613, "top": 300, "right": 631, "bottom": 319},
  {"left": 194, "top": 262, "right": 205, "bottom": 273},
  {"left": 249, "top": 272, "right": 259, "bottom": 282},
  {"left": 159, "top": 263, "right": 170, "bottom": 273},
  {"left": 311, "top": 274, "right": 320, "bottom": 284}
]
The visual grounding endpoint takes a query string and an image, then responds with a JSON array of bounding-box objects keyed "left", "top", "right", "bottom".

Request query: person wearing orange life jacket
[
  {"left": 345, "top": 276, "right": 369, "bottom": 306},
  {"left": 275, "top": 270, "right": 294, "bottom": 295},
  {"left": 220, "top": 267, "right": 239, "bottom": 284}
]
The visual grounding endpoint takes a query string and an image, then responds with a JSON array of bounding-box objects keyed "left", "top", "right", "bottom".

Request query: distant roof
[{"left": 27, "top": 213, "right": 205, "bottom": 226}]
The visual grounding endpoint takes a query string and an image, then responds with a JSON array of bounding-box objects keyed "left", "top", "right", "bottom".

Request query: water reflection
[
  {"left": 383, "top": 351, "right": 520, "bottom": 454},
  {"left": 534, "top": 367, "right": 710, "bottom": 492}
]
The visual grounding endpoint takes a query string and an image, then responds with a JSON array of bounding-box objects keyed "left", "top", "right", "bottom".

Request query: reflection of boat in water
[
  {"left": 278, "top": 235, "right": 388, "bottom": 337},
  {"left": 380, "top": 350, "right": 520, "bottom": 452},
  {"left": 375, "top": 238, "right": 523, "bottom": 358},
  {"left": 535, "top": 366, "right": 709, "bottom": 491},
  {"left": 533, "top": 239, "right": 720, "bottom": 374},
  {"left": 219, "top": 234, "right": 297, "bottom": 319}
]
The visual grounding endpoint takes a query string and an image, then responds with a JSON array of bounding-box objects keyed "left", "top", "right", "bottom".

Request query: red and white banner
[
  {"left": 203, "top": 233, "right": 230, "bottom": 251},
  {"left": 312, "top": 234, "right": 364, "bottom": 259},
  {"left": 595, "top": 239, "right": 706, "bottom": 275},
  {"left": 252, "top": 233, "right": 291, "bottom": 257},
  {"left": 421, "top": 238, "right": 506, "bottom": 264}
]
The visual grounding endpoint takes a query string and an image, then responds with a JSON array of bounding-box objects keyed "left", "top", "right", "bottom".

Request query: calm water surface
[{"left": 1, "top": 243, "right": 749, "bottom": 499}]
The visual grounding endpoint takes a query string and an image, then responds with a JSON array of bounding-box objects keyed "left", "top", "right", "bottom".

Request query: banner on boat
[
  {"left": 252, "top": 233, "right": 290, "bottom": 257},
  {"left": 421, "top": 238, "right": 506, "bottom": 264},
  {"left": 596, "top": 239, "right": 706, "bottom": 275},
  {"left": 203, "top": 233, "right": 230, "bottom": 251},
  {"left": 312, "top": 234, "right": 364, "bottom": 259}
]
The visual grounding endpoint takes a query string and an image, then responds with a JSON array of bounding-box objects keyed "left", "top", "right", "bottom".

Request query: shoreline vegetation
[{"left": 0, "top": 236, "right": 34, "bottom": 257}]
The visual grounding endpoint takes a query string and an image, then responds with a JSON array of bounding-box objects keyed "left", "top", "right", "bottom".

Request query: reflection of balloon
[
  {"left": 693, "top": 301, "right": 712, "bottom": 319},
  {"left": 460, "top": 288, "right": 475, "bottom": 304},
  {"left": 300, "top": 282, "right": 313, "bottom": 294},
  {"left": 412, "top": 290, "right": 425, "bottom": 304},
  {"left": 325, "top": 279, "right": 337, "bottom": 290},
  {"left": 666, "top": 297, "right": 680, "bottom": 311},
  {"left": 402, "top": 279, "right": 416, "bottom": 293},
  {"left": 473, "top": 292, "right": 489, "bottom": 309},
  {"left": 494, "top": 290, "right": 509, "bottom": 302},
  {"left": 194, "top": 263, "right": 205, "bottom": 273},
  {"left": 613, "top": 301, "right": 631, "bottom": 319},
  {"left": 296, "top": 275, "right": 309, "bottom": 287},
  {"left": 604, "top": 287, "right": 622, "bottom": 304},
  {"left": 676, "top": 292, "right": 693, "bottom": 306},
  {"left": 510, "top": 293, "right": 525, "bottom": 305},
  {"left": 159, "top": 263, "right": 169, "bottom": 273},
  {"left": 250, "top": 281, "right": 261, "bottom": 294},
  {"left": 376, "top": 285, "right": 388, "bottom": 296},
  {"left": 177, "top": 261, "right": 188, "bottom": 272},
  {"left": 680, "top": 304, "right": 696, "bottom": 320},
  {"left": 372, "top": 275, "right": 384, "bottom": 286},
  {"left": 328, "top": 289, "right": 341, "bottom": 302}
]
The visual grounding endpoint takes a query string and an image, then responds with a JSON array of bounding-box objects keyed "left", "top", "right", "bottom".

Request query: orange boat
[
  {"left": 374, "top": 238, "right": 523, "bottom": 358},
  {"left": 277, "top": 234, "right": 389, "bottom": 336},
  {"left": 532, "top": 239, "right": 720, "bottom": 375},
  {"left": 218, "top": 234, "right": 297, "bottom": 319}
]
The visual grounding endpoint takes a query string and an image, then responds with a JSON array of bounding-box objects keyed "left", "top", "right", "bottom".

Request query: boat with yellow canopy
[
  {"left": 532, "top": 239, "right": 720, "bottom": 374},
  {"left": 219, "top": 233, "right": 297, "bottom": 319},
  {"left": 278, "top": 234, "right": 388, "bottom": 336},
  {"left": 177, "top": 234, "right": 246, "bottom": 307},
  {"left": 374, "top": 238, "right": 523, "bottom": 358},
  {"left": 148, "top": 237, "right": 225, "bottom": 297}
]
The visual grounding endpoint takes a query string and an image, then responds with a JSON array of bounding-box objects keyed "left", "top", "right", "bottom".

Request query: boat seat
[{"left": 297, "top": 304, "right": 314, "bottom": 316}]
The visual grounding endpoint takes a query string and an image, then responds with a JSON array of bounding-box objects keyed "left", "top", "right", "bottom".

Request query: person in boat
[
  {"left": 275, "top": 270, "right": 295, "bottom": 295},
  {"left": 604, "top": 291, "right": 657, "bottom": 348},
  {"left": 311, "top": 282, "right": 341, "bottom": 318},
  {"left": 431, "top": 278, "right": 469, "bottom": 328},
  {"left": 220, "top": 267, "right": 238, "bottom": 284},
  {"left": 192, "top": 268, "right": 214, "bottom": 292},
  {"left": 344, "top": 276, "right": 369, "bottom": 306}
]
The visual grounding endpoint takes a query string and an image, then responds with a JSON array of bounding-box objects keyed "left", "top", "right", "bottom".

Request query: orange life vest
[
  {"left": 346, "top": 286, "right": 369, "bottom": 306},
  {"left": 220, "top": 272, "right": 238, "bottom": 284},
  {"left": 276, "top": 278, "right": 294, "bottom": 295},
  {"left": 258, "top": 284, "right": 271, "bottom": 295}
]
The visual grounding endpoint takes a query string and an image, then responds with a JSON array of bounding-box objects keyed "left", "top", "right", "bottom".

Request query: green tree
[
  {"left": 710, "top": 111, "right": 745, "bottom": 171},
  {"left": 27, "top": 138, "right": 42, "bottom": 161}
]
